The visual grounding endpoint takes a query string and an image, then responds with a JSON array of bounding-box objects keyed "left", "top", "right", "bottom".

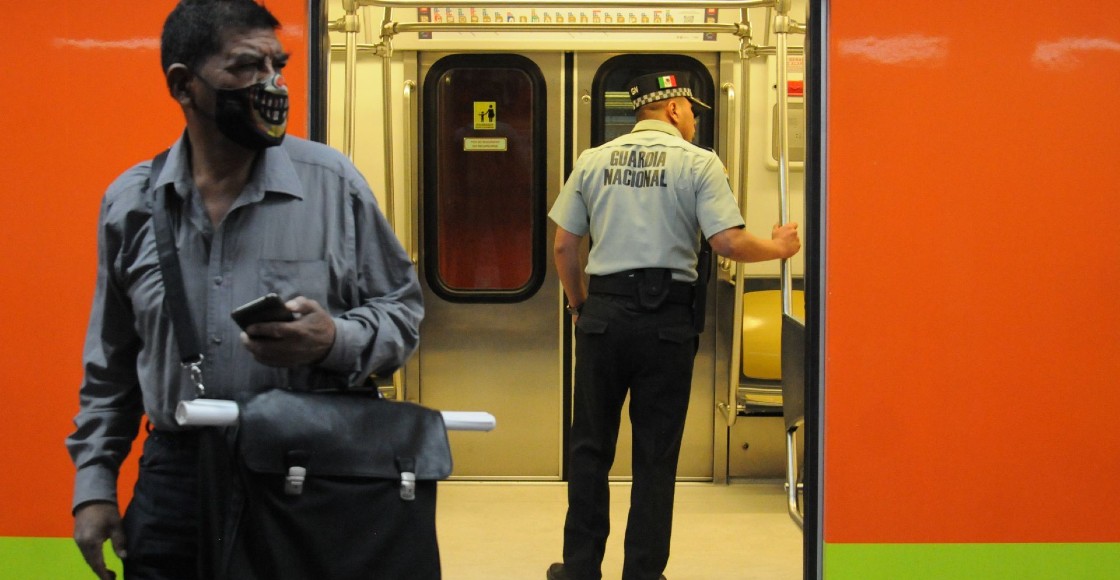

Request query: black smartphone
[{"left": 231, "top": 293, "right": 296, "bottom": 330}]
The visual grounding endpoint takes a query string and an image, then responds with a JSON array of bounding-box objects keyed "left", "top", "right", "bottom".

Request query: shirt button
[
  {"left": 210, "top": 335, "right": 223, "bottom": 345},
  {"left": 213, "top": 276, "right": 223, "bottom": 286}
]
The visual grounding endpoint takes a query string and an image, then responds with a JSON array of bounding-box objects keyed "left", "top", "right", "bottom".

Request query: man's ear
[
  {"left": 166, "top": 64, "right": 194, "bottom": 106},
  {"left": 665, "top": 99, "right": 682, "bottom": 124}
]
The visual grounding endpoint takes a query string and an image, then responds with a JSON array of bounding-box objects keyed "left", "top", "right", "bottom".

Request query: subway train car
[{"left": 1, "top": 1, "right": 1117, "bottom": 578}]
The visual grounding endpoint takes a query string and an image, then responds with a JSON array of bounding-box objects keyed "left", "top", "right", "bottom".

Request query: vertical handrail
[
  {"left": 722, "top": 79, "right": 742, "bottom": 427},
  {"left": 342, "top": 0, "right": 358, "bottom": 160},
  {"left": 379, "top": 7, "right": 397, "bottom": 233},
  {"left": 403, "top": 79, "right": 418, "bottom": 265},
  {"left": 401, "top": 78, "right": 418, "bottom": 402},
  {"left": 775, "top": 6, "right": 794, "bottom": 319},
  {"left": 786, "top": 429, "right": 804, "bottom": 528},
  {"left": 775, "top": 0, "right": 805, "bottom": 531}
]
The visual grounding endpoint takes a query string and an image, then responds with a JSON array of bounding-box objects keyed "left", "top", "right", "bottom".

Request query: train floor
[{"left": 436, "top": 480, "right": 803, "bottom": 579}]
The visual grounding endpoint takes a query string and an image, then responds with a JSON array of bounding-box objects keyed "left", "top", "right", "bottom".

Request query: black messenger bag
[
  {"left": 223, "top": 389, "right": 451, "bottom": 580},
  {"left": 147, "top": 151, "right": 450, "bottom": 579}
]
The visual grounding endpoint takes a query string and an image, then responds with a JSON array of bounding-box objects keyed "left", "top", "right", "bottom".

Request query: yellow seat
[{"left": 741, "top": 290, "right": 805, "bottom": 380}]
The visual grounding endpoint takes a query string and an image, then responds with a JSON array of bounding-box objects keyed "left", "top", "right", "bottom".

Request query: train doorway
[
  {"left": 322, "top": 0, "right": 816, "bottom": 575},
  {"left": 410, "top": 52, "right": 722, "bottom": 479}
]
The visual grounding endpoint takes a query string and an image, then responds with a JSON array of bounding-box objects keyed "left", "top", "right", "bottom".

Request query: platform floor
[{"left": 436, "top": 481, "right": 803, "bottom": 579}]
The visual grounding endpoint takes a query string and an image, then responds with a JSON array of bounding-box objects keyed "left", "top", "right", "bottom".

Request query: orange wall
[
  {"left": 825, "top": 0, "right": 1120, "bottom": 542},
  {"left": 0, "top": 0, "right": 307, "bottom": 538}
]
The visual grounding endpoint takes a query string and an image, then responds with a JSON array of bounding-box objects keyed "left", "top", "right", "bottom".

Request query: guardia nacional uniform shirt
[{"left": 549, "top": 119, "right": 745, "bottom": 282}]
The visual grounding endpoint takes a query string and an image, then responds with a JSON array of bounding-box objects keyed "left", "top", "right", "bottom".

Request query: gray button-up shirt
[{"left": 66, "top": 134, "right": 424, "bottom": 510}]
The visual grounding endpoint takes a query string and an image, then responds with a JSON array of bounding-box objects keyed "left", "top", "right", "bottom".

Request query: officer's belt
[{"left": 588, "top": 271, "right": 694, "bottom": 305}]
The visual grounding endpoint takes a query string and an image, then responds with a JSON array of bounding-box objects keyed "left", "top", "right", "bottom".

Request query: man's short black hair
[{"left": 160, "top": 0, "right": 281, "bottom": 73}]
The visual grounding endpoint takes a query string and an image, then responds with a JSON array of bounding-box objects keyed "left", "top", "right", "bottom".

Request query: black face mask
[{"left": 198, "top": 72, "right": 289, "bottom": 150}]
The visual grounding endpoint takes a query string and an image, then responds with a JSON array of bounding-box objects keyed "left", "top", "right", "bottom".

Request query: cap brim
[{"left": 689, "top": 96, "right": 712, "bottom": 111}]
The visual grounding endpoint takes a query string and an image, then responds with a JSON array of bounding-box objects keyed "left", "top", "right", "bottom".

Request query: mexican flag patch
[{"left": 657, "top": 75, "right": 678, "bottom": 89}]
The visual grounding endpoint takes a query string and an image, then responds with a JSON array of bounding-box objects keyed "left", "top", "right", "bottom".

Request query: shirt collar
[
  {"left": 153, "top": 131, "right": 304, "bottom": 202},
  {"left": 630, "top": 119, "right": 683, "bottom": 140}
]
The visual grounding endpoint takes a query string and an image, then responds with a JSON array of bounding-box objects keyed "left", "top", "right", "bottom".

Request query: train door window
[
  {"left": 591, "top": 55, "right": 715, "bottom": 149},
  {"left": 423, "top": 54, "right": 547, "bottom": 302}
]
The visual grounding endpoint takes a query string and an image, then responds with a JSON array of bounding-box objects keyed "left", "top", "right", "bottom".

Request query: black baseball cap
[{"left": 627, "top": 71, "right": 712, "bottom": 111}]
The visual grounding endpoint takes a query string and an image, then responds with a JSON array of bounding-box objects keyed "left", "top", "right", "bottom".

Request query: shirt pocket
[{"left": 258, "top": 259, "right": 330, "bottom": 307}]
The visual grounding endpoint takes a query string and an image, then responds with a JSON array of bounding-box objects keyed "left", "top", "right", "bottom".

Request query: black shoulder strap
[{"left": 148, "top": 150, "right": 204, "bottom": 365}]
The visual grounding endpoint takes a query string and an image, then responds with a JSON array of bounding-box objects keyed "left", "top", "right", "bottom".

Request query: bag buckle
[
  {"left": 398, "top": 456, "right": 417, "bottom": 501},
  {"left": 285, "top": 466, "right": 307, "bottom": 496},
  {"left": 400, "top": 472, "right": 416, "bottom": 501},
  {"left": 285, "top": 450, "right": 309, "bottom": 496}
]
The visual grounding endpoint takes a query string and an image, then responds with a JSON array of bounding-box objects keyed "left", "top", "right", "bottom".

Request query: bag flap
[{"left": 238, "top": 389, "right": 452, "bottom": 480}]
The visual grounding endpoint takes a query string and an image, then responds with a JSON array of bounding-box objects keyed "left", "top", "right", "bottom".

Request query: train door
[
  {"left": 412, "top": 52, "right": 565, "bottom": 478},
  {"left": 409, "top": 51, "right": 728, "bottom": 480}
]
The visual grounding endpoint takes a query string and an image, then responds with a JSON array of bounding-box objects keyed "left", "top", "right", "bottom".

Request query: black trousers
[
  {"left": 563, "top": 294, "right": 699, "bottom": 580},
  {"left": 121, "top": 430, "right": 200, "bottom": 580}
]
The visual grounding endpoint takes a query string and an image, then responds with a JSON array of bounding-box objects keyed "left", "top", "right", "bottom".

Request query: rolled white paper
[
  {"left": 440, "top": 411, "right": 497, "bottom": 432},
  {"left": 175, "top": 399, "right": 239, "bottom": 427},
  {"left": 175, "top": 399, "right": 496, "bottom": 432}
]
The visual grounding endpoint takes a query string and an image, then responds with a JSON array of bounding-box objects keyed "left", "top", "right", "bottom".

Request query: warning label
[{"left": 473, "top": 102, "right": 497, "bottom": 130}]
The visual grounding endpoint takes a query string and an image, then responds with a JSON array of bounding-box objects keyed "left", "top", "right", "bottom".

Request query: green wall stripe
[
  {"left": 0, "top": 537, "right": 123, "bottom": 579},
  {"left": 8, "top": 536, "right": 1118, "bottom": 579},
  {"left": 825, "top": 542, "right": 1120, "bottom": 579}
]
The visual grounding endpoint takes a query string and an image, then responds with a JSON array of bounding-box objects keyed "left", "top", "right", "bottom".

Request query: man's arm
[
  {"left": 238, "top": 167, "right": 423, "bottom": 383},
  {"left": 68, "top": 194, "right": 145, "bottom": 579},
  {"left": 708, "top": 222, "right": 801, "bottom": 263},
  {"left": 554, "top": 227, "right": 587, "bottom": 312}
]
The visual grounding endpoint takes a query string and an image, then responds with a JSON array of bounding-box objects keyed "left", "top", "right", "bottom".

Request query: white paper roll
[
  {"left": 174, "top": 399, "right": 240, "bottom": 427},
  {"left": 440, "top": 411, "right": 497, "bottom": 432},
  {"left": 175, "top": 399, "right": 496, "bottom": 432}
]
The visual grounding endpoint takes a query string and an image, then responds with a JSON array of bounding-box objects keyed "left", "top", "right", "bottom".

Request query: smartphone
[{"left": 231, "top": 293, "right": 296, "bottom": 330}]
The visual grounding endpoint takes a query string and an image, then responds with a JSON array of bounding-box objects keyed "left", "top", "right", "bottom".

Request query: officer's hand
[
  {"left": 241, "top": 296, "right": 337, "bottom": 367},
  {"left": 771, "top": 222, "right": 801, "bottom": 259},
  {"left": 73, "top": 502, "right": 125, "bottom": 580}
]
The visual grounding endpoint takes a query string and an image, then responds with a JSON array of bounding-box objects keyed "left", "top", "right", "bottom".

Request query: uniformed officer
[{"left": 546, "top": 71, "right": 801, "bottom": 580}]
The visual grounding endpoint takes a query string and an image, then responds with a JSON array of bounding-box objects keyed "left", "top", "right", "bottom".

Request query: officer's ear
[
  {"left": 166, "top": 64, "right": 194, "bottom": 107},
  {"left": 665, "top": 99, "right": 684, "bottom": 124}
]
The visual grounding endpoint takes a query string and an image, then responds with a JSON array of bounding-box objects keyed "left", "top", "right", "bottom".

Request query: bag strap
[{"left": 148, "top": 150, "right": 208, "bottom": 396}]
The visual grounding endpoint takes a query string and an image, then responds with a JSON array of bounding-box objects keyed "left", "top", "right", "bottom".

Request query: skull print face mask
[{"left": 198, "top": 71, "right": 289, "bottom": 150}]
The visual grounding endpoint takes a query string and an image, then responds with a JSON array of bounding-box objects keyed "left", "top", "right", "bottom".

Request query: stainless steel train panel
[{"left": 412, "top": 52, "right": 565, "bottom": 478}]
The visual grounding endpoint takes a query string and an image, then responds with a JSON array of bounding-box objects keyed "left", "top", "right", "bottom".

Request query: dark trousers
[
  {"left": 563, "top": 294, "right": 698, "bottom": 580},
  {"left": 121, "top": 429, "right": 200, "bottom": 580}
]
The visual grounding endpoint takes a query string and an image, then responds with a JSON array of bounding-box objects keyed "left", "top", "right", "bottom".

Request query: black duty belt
[{"left": 589, "top": 270, "right": 694, "bottom": 306}]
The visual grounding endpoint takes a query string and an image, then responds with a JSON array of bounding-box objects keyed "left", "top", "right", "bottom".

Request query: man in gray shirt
[
  {"left": 66, "top": 2, "right": 423, "bottom": 578},
  {"left": 547, "top": 71, "right": 800, "bottom": 580}
]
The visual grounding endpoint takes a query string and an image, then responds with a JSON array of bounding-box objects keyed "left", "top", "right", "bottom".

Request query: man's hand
[
  {"left": 771, "top": 221, "right": 801, "bottom": 259},
  {"left": 74, "top": 502, "right": 125, "bottom": 580},
  {"left": 240, "top": 296, "right": 337, "bottom": 367}
]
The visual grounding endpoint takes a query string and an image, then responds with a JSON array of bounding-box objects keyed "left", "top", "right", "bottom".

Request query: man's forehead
[{"left": 218, "top": 27, "right": 283, "bottom": 57}]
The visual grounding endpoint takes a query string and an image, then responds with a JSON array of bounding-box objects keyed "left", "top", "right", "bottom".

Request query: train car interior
[{"left": 320, "top": 1, "right": 814, "bottom": 577}]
